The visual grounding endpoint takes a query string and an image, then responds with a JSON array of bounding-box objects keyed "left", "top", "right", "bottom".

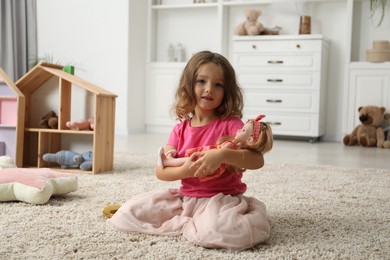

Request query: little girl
[
  {"left": 107, "top": 51, "right": 272, "bottom": 250},
  {"left": 157, "top": 114, "right": 273, "bottom": 181}
]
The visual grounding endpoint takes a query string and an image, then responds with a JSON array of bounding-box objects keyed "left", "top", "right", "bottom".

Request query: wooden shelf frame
[{"left": 14, "top": 62, "right": 117, "bottom": 174}]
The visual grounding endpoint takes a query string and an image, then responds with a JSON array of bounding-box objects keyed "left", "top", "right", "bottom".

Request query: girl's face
[
  {"left": 194, "top": 63, "right": 225, "bottom": 114},
  {"left": 235, "top": 121, "right": 254, "bottom": 143}
]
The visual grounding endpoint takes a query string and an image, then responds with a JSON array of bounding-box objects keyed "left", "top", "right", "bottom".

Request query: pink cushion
[{"left": 0, "top": 168, "right": 78, "bottom": 204}]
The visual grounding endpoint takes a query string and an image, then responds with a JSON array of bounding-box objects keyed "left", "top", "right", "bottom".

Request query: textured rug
[{"left": 0, "top": 152, "right": 389, "bottom": 259}]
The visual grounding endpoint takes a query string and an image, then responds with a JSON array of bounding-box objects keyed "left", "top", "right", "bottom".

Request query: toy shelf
[
  {"left": 23, "top": 130, "right": 94, "bottom": 173},
  {"left": 15, "top": 62, "right": 117, "bottom": 174}
]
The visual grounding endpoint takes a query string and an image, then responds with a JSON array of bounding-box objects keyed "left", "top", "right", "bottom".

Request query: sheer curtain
[{"left": 0, "top": 0, "right": 37, "bottom": 81}]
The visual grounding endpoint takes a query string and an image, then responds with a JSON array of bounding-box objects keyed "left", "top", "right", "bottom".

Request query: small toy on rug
[
  {"left": 102, "top": 204, "right": 122, "bottom": 218},
  {"left": 39, "top": 110, "right": 58, "bottom": 129},
  {"left": 343, "top": 106, "right": 386, "bottom": 147},
  {"left": 234, "top": 8, "right": 265, "bottom": 36},
  {"left": 42, "top": 150, "right": 93, "bottom": 171},
  {"left": 0, "top": 155, "right": 16, "bottom": 169},
  {"left": 66, "top": 118, "right": 94, "bottom": 131},
  {"left": 0, "top": 168, "right": 78, "bottom": 204}
]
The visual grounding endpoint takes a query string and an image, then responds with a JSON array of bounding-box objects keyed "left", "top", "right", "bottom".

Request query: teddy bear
[
  {"left": 66, "top": 118, "right": 94, "bottom": 131},
  {"left": 343, "top": 106, "right": 386, "bottom": 147},
  {"left": 234, "top": 8, "right": 264, "bottom": 36},
  {"left": 42, "top": 150, "right": 93, "bottom": 171},
  {"left": 39, "top": 111, "right": 58, "bottom": 129}
]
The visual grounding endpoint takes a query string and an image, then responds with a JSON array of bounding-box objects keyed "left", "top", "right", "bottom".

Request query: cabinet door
[
  {"left": 145, "top": 66, "right": 182, "bottom": 132},
  {"left": 346, "top": 69, "right": 390, "bottom": 133}
]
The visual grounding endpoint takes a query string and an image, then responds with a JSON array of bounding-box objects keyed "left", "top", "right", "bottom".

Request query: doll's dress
[{"left": 185, "top": 140, "right": 237, "bottom": 181}]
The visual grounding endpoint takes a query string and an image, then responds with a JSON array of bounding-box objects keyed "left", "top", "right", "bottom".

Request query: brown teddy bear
[
  {"left": 234, "top": 8, "right": 264, "bottom": 36},
  {"left": 343, "top": 106, "right": 385, "bottom": 147},
  {"left": 39, "top": 111, "right": 58, "bottom": 129}
]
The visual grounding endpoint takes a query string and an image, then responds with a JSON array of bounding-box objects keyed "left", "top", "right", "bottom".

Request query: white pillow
[{"left": 0, "top": 168, "right": 78, "bottom": 204}]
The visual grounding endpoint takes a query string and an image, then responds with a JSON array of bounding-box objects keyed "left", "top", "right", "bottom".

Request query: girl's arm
[
  {"left": 155, "top": 154, "right": 198, "bottom": 181},
  {"left": 155, "top": 145, "right": 197, "bottom": 181},
  {"left": 190, "top": 148, "right": 264, "bottom": 178}
]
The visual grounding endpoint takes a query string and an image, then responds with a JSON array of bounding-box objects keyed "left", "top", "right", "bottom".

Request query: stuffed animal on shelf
[
  {"left": 343, "top": 106, "right": 386, "bottom": 147},
  {"left": 79, "top": 151, "right": 93, "bottom": 171},
  {"left": 42, "top": 150, "right": 83, "bottom": 169},
  {"left": 66, "top": 118, "right": 94, "bottom": 131},
  {"left": 42, "top": 150, "right": 93, "bottom": 171},
  {"left": 39, "top": 111, "right": 58, "bottom": 129},
  {"left": 234, "top": 8, "right": 264, "bottom": 36}
]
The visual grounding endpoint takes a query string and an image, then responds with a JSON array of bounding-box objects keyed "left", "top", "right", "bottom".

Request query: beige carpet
[{"left": 1, "top": 152, "right": 389, "bottom": 259}]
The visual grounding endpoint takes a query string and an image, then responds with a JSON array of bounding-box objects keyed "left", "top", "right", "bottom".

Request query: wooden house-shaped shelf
[
  {"left": 15, "top": 62, "right": 117, "bottom": 174},
  {"left": 0, "top": 68, "right": 25, "bottom": 166}
]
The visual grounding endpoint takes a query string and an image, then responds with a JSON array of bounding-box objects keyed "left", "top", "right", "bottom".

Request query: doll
[{"left": 157, "top": 114, "right": 273, "bottom": 181}]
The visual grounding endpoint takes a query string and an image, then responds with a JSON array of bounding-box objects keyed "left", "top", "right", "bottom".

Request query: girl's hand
[{"left": 190, "top": 149, "right": 224, "bottom": 177}]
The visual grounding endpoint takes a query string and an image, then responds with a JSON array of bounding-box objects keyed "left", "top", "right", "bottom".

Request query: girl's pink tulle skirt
[{"left": 107, "top": 189, "right": 271, "bottom": 250}]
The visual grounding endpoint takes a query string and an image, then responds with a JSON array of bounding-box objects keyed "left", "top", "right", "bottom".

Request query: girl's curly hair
[{"left": 173, "top": 51, "right": 243, "bottom": 121}]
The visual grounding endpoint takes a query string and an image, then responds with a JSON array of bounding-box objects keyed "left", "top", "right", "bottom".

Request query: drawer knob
[
  {"left": 267, "top": 79, "right": 283, "bottom": 83},
  {"left": 268, "top": 60, "right": 284, "bottom": 64},
  {"left": 266, "top": 99, "right": 283, "bottom": 103},
  {"left": 252, "top": 45, "right": 257, "bottom": 49},
  {"left": 296, "top": 44, "right": 301, "bottom": 48}
]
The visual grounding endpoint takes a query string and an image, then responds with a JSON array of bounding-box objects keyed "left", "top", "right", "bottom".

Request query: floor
[{"left": 115, "top": 134, "right": 390, "bottom": 170}]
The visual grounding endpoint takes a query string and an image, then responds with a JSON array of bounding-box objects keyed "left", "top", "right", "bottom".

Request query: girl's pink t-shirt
[{"left": 167, "top": 117, "right": 247, "bottom": 197}]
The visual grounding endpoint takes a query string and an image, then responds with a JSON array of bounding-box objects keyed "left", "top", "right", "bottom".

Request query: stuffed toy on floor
[
  {"left": 343, "top": 106, "right": 386, "bottom": 147},
  {"left": 0, "top": 167, "right": 78, "bottom": 204}
]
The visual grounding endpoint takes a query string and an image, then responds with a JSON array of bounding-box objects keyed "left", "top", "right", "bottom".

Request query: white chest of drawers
[{"left": 233, "top": 35, "right": 329, "bottom": 141}]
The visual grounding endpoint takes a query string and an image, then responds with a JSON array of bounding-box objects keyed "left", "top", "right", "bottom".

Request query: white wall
[{"left": 36, "top": 0, "right": 146, "bottom": 135}]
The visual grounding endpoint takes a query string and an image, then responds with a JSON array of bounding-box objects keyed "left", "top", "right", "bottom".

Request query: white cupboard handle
[
  {"left": 267, "top": 60, "right": 284, "bottom": 64},
  {"left": 267, "top": 79, "right": 283, "bottom": 83},
  {"left": 266, "top": 99, "right": 282, "bottom": 103}
]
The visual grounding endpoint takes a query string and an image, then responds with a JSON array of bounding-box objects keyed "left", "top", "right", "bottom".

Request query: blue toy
[{"left": 42, "top": 150, "right": 93, "bottom": 171}]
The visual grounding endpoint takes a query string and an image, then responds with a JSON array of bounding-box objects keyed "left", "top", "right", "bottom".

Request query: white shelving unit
[
  {"left": 146, "top": 0, "right": 390, "bottom": 139},
  {"left": 146, "top": 0, "right": 338, "bottom": 134},
  {"left": 342, "top": 0, "right": 390, "bottom": 135}
]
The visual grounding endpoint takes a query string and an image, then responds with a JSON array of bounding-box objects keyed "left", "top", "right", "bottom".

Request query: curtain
[{"left": 0, "top": 0, "right": 37, "bottom": 81}]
